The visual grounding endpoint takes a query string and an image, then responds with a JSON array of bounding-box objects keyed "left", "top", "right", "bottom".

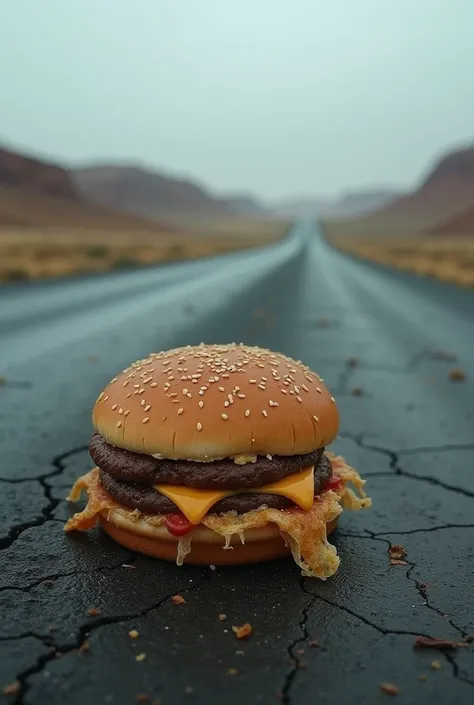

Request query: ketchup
[
  {"left": 326, "top": 476, "right": 342, "bottom": 491},
  {"left": 164, "top": 513, "right": 194, "bottom": 537}
]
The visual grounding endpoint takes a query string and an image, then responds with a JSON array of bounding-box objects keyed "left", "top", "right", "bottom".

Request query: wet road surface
[{"left": 1, "top": 221, "right": 473, "bottom": 704}]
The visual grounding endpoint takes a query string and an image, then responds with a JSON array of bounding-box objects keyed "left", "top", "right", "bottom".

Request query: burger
[{"left": 65, "top": 344, "right": 371, "bottom": 578}]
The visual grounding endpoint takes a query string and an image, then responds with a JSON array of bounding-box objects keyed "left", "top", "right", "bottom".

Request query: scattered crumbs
[
  {"left": 122, "top": 564, "right": 137, "bottom": 569},
  {"left": 418, "top": 674, "right": 427, "bottom": 681},
  {"left": 79, "top": 641, "right": 91, "bottom": 653},
  {"left": 388, "top": 544, "right": 407, "bottom": 561},
  {"left": 431, "top": 660, "right": 442, "bottom": 670},
  {"left": 135, "top": 652, "right": 147, "bottom": 662},
  {"left": 351, "top": 387, "right": 364, "bottom": 397},
  {"left": 136, "top": 695, "right": 149, "bottom": 703},
  {"left": 379, "top": 683, "right": 399, "bottom": 696},
  {"left": 414, "top": 636, "right": 468, "bottom": 651},
  {"left": 346, "top": 356, "right": 359, "bottom": 367},
  {"left": 184, "top": 686, "right": 194, "bottom": 694},
  {"left": 2, "top": 681, "right": 20, "bottom": 697},
  {"left": 218, "top": 613, "right": 227, "bottom": 622},
  {"left": 87, "top": 607, "right": 101, "bottom": 616},
  {"left": 295, "top": 648, "right": 305, "bottom": 656},
  {"left": 227, "top": 668, "right": 238, "bottom": 676},
  {"left": 390, "top": 559, "right": 408, "bottom": 566},
  {"left": 128, "top": 629, "right": 139, "bottom": 639},
  {"left": 308, "top": 639, "right": 319, "bottom": 648},
  {"left": 209, "top": 564, "right": 216, "bottom": 571},
  {"left": 232, "top": 623, "right": 252, "bottom": 640},
  {"left": 172, "top": 594, "right": 186, "bottom": 605},
  {"left": 449, "top": 368, "right": 466, "bottom": 382}
]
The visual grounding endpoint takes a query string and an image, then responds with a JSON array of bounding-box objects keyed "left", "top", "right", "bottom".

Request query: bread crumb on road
[
  {"left": 135, "top": 652, "right": 147, "bottom": 662},
  {"left": 379, "top": 683, "right": 400, "bottom": 696},
  {"left": 449, "top": 368, "right": 466, "bottom": 382},
  {"left": 2, "top": 681, "right": 20, "bottom": 697},
  {"left": 86, "top": 607, "right": 101, "bottom": 616},
  {"left": 232, "top": 623, "right": 252, "bottom": 640},
  {"left": 431, "top": 660, "right": 442, "bottom": 670},
  {"left": 128, "top": 629, "right": 139, "bottom": 639},
  {"left": 172, "top": 594, "right": 186, "bottom": 605}
]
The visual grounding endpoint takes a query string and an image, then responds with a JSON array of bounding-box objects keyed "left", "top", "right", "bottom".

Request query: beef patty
[
  {"left": 90, "top": 432, "right": 324, "bottom": 490},
  {"left": 99, "top": 454, "right": 333, "bottom": 515}
]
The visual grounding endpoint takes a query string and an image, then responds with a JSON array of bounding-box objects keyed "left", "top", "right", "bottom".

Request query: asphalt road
[{"left": 1, "top": 221, "right": 473, "bottom": 704}]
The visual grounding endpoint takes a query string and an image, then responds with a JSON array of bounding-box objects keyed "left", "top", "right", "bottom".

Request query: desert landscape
[
  {"left": 322, "top": 145, "right": 474, "bottom": 287},
  {"left": 0, "top": 146, "right": 288, "bottom": 283}
]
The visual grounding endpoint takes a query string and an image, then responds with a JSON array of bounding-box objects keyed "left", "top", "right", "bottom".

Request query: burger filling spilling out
[{"left": 89, "top": 433, "right": 334, "bottom": 527}]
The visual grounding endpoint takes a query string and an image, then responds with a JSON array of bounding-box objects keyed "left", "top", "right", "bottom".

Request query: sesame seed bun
[
  {"left": 93, "top": 344, "right": 339, "bottom": 460},
  {"left": 99, "top": 512, "right": 339, "bottom": 566}
]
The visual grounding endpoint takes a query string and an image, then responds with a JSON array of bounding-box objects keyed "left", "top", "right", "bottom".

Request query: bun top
[{"left": 92, "top": 344, "right": 339, "bottom": 460}]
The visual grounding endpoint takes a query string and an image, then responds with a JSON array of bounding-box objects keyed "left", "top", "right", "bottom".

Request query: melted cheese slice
[{"left": 154, "top": 466, "right": 314, "bottom": 525}]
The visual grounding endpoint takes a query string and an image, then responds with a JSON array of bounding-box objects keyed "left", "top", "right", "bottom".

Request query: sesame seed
[
  {"left": 168, "top": 376, "right": 175, "bottom": 380},
  {"left": 133, "top": 384, "right": 140, "bottom": 388},
  {"left": 122, "top": 382, "right": 129, "bottom": 388},
  {"left": 199, "top": 390, "right": 204, "bottom": 396},
  {"left": 140, "top": 400, "right": 146, "bottom": 406},
  {"left": 249, "top": 379, "right": 257, "bottom": 384},
  {"left": 297, "top": 396, "right": 303, "bottom": 403},
  {"left": 281, "top": 389, "right": 287, "bottom": 394},
  {"left": 142, "top": 417, "right": 150, "bottom": 424},
  {"left": 162, "top": 416, "right": 166, "bottom": 421},
  {"left": 316, "top": 387, "right": 322, "bottom": 393},
  {"left": 221, "top": 413, "right": 228, "bottom": 420},
  {"left": 126, "top": 393, "right": 132, "bottom": 398},
  {"left": 262, "top": 410, "right": 268, "bottom": 417},
  {"left": 258, "top": 384, "right": 266, "bottom": 390},
  {"left": 183, "top": 388, "right": 188, "bottom": 394},
  {"left": 245, "top": 409, "right": 251, "bottom": 417},
  {"left": 266, "top": 454, "right": 273, "bottom": 460},
  {"left": 186, "top": 393, "right": 192, "bottom": 398},
  {"left": 104, "top": 395, "right": 109, "bottom": 401},
  {"left": 331, "top": 396, "right": 336, "bottom": 403},
  {"left": 198, "top": 400, "right": 204, "bottom": 408},
  {"left": 228, "top": 394, "right": 234, "bottom": 404},
  {"left": 313, "top": 415, "right": 319, "bottom": 422},
  {"left": 289, "top": 390, "right": 295, "bottom": 395},
  {"left": 197, "top": 422, "right": 203, "bottom": 431},
  {"left": 302, "top": 384, "right": 309, "bottom": 392},
  {"left": 261, "top": 376, "right": 267, "bottom": 382},
  {"left": 272, "top": 401, "right": 279, "bottom": 407},
  {"left": 224, "top": 401, "right": 230, "bottom": 407},
  {"left": 118, "top": 408, "right": 123, "bottom": 414},
  {"left": 97, "top": 392, "right": 104, "bottom": 401},
  {"left": 177, "top": 408, "right": 184, "bottom": 415},
  {"left": 111, "top": 404, "right": 118, "bottom": 410},
  {"left": 219, "top": 386, "right": 225, "bottom": 392},
  {"left": 144, "top": 405, "right": 151, "bottom": 412},
  {"left": 169, "top": 392, "right": 177, "bottom": 398},
  {"left": 138, "top": 388, "right": 145, "bottom": 394},
  {"left": 116, "top": 420, "right": 122, "bottom": 428},
  {"left": 124, "top": 410, "right": 130, "bottom": 416},
  {"left": 151, "top": 382, "right": 158, "bottom": 387}
]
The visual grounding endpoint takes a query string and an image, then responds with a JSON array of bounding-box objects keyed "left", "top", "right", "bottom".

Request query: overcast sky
[{"left": 1, "top": 0, "right": 473, "bottom": 200}]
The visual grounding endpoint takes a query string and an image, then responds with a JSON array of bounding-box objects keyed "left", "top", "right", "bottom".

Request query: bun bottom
[{"left": 99, "top": 513, "right": 339, "bottom": 566}]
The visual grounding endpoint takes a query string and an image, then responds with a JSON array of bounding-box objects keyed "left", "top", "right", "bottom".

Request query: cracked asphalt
[{"left": 1, "top": 222, "right": 473, "bottom": 704}]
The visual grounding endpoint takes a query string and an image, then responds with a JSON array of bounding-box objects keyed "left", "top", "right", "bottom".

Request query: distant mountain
[
  {"left": 271, "top": 197, "right": 332, "bottom": 218},
  {"left": 334, "top": 144, "right": 474, "bottom": 234},
  {"left": 222, "top": 194, "right": 267, "bottom": 215},
  {"left": 73, "top": 165, "right": 236, "bottom": 221},
  {"left": 430, "top": 204, "right": 474, "bottom": 235},
  {"left": 0, "top": 146, "right": 77, "bottom": 200},
  {"left": 0, "top": 145, "right": 173, "bottom": 230}
]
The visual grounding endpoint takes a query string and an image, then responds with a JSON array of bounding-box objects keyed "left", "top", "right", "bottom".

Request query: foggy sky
[{"left": 1, "top": 0, "right": 473, "bottom": 200}]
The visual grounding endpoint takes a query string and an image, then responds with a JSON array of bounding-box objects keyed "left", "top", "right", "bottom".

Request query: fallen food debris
[
  {"left": 449, "top": 368, "right": 466, "bottom": 382},
  {"left": 388, "top": 544, "right": 407, "bottom": 560},
  {"left": 87, "top": 607, "right": 101, "bottom": 616},
  {"left": 128, "top": 629, "right": 139, "bottom": 639},
  {"left": 232, "top": 623, "right": 252, "bottom": 640},
  {"left": 414, "top": 636, "right": 469, "bottom": 650},
  {"left": 379, "top": 682, "right": 399, "bottom": 696},
  {"left": 135, "top": 653, "right": 146, "bottom": 662},
  {"left": 171, "top": 594, "right": 186, "bottom": 605},
  {"left": 431, "top": 660, "right": 442, "bottom": 670},
  {"left": 218, "top": 613, "right": 227, "bottom": 621},
  {"left": 2, "top": 681, "right": 20, "bottom": 697}
]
